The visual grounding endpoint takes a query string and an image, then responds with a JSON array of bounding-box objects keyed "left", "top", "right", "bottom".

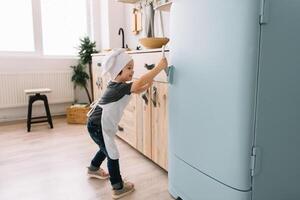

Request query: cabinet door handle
[
  {"left": 118, "top": 125, "right": 124, "bottom": 132},
  {"left": 144, "top": 63, "right": 155, "bottom": 70},
  {"left": 151, "top": 86, "right": 157, "bottom": 107},
  {"left": 141, "top": 91, "right": 149, "bottom": 105},
  {"left": 96, "top": 77, "right": 103, "bottom": 89},
  {"left": 100, "top": 78, "right": 103, "bottom": 90}
]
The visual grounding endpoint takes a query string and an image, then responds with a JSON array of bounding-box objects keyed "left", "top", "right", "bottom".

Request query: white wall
[
  {"left": 99, "top": 0, "right": 128, "bottom": 50},
  {"left": 123, "top": 3, "right": 170, "bottom": 50},
  {"left": 86, "top": 0, "right": 171, "bottom": 54},
  {"left": 0, "top": 56, "right": 76, "bottom": 72},
  {"left": 101, "top": 1, "right": 170, "bottom": 51},
  {"left": 0, "top": 56, "right": 80, "bottom": 122},
  {"left": 107, "top": 1, "right": 126, "bottom": 49}
]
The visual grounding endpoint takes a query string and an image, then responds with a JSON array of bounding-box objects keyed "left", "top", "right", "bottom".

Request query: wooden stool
[{"left": 24, "top": 88, "right": 53, "bottom": 132}]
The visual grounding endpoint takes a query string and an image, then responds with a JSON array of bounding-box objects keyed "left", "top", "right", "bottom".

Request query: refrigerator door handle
[{"left": 165, "top": 65, "right": 174, "bottom": 84}]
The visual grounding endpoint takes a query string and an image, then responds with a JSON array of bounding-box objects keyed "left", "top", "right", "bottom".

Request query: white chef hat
[{"left": 101, "top": 48, "right": 132, "bottom": 80}]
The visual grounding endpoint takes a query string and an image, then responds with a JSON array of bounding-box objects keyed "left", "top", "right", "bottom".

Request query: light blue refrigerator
[{"left": 168, "top": 0, "right": 300, "bottom": 200}]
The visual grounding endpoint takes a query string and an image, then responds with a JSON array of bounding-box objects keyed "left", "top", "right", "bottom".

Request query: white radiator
[{"left": 0, "top": 71, "right": 74, "bottom": 109}]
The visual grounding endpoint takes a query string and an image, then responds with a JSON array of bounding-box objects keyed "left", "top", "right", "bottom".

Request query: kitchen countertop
[{"left": 92, "top": 48, "right": 169, "bottom": 56}]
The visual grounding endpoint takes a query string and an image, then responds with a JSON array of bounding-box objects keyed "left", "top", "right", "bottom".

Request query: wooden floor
[{"left": 0, "top": 117, "right": 174, "bottom": 200}]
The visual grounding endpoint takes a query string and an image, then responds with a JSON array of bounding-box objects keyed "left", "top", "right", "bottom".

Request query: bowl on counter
[{"left": 139, "top": 37, "right": 169, "bottom": 49}]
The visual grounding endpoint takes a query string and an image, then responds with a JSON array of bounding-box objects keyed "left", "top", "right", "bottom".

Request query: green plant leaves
[
  {"left": 77, "top": 37, "right": 98, "bottom": 65},
  {"left": 70, "top": 63, "right": 89, "bottom": 88}
]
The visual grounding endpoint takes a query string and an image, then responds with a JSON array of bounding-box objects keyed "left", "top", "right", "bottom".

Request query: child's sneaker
[
  {"left": 112, "top": 181, "right": 135, "bottom": 199},
  {"left": 87, "top": 167, "right": 109, "bottom": 180}
]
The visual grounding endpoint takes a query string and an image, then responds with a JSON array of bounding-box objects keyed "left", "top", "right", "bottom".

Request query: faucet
[{"left": 118, "top": 28, "right": 125, "bottom": 49}]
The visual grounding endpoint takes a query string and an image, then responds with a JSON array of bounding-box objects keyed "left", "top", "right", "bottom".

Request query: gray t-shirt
[{"left": 88, "top": 81, "right": 132, "bottom": 125}]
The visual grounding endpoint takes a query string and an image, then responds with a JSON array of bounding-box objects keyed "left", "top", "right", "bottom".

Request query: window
[
  {"left": 41, "top": 0, "right": 88, "bottom": 55},
  {"left": 0, "top": 0, "right": 35, "bottom": 52}
]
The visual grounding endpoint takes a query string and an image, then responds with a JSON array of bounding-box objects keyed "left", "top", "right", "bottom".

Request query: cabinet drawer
[
  {"left": 92, "top": 51, "right": 169, "bottom": 83},
  {"left": 117, "top": 94, "right": 137, "bottom": 148},
  {"left": 131, "top": 52, "right": 169, "bottom": 83},
  {"left": 92, "top": 56, "right": 103, "bottom": 100},
  {"left": 92, "top": 56, "right": 109, "bottom": 100}
]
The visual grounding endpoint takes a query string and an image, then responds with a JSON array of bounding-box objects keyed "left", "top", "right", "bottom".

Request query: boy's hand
[
  {"left": 157, "top": 57, "right": 168, "bottom": 70},
  {"left": 131, "top": 57, "right": 167, "bottom": 94}
]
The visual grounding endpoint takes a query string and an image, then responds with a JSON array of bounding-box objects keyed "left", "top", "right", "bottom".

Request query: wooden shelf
[
  {"left": 117, "top": 0, "right": 139, "bottom": 4},
  {"left": 154, "top": 1, "right": 172, "bottom": 12}
]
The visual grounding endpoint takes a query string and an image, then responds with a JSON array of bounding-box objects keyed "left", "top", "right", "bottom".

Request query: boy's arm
[
  {"left": 131, "top": 58, "right": 168, "bottom": 94},
  {"left": 132, "top": 81, "right": 153, "bottom": 94}
]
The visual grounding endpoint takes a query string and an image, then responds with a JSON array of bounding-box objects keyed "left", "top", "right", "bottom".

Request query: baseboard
[{"left": 0, "top": 103, "right": 72, "bottom": 123}]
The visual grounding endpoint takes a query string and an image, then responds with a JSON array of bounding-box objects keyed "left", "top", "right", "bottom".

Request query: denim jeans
[{"left": 87, "top": 120, "right": 123, "bottom": 187}]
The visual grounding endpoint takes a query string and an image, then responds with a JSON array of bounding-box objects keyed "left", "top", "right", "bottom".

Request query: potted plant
[
  {"left": 70, "top": 63, "right": 92, "bottom": 104},
  {"left": 77, "top": 37, "right": 98, "bottom": 101},
  {"left": 67, "top": 37, "right": 98, "bottom": 124},
  {"left": 67, "top": 63, "right": 91, "bottom": 124}
]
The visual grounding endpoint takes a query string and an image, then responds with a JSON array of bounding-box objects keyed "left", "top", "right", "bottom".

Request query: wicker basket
[{"left": 66, "top": 105, "right": 90, "bottom": 124}]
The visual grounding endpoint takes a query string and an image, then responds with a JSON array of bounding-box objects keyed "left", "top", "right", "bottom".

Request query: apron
[{"left": 87, "top": 95, "right": 132, "bottom": 160}]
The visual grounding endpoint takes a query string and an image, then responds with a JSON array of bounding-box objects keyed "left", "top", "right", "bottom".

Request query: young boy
[{"left": 86, "top": 48, "right": 168, "bottom": 199}]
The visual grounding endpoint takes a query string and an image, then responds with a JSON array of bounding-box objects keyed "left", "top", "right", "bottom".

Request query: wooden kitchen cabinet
[
  {"left": 136, "top": 88, "right": 152, "bottom": 158},
  {"left": 92, "top": 50, "right": 169, "bottom": 171},
  {"left": 151, "top": 82, "right": 169, "bottom": 170},
  {"left": 92, "top": 56, "right": 108, "bottom": 100},
  {"left": 135, "top": 82, "right": 169, "bottom": 170},
  {"left": 117, "top": 93, "right": 138, "bottom": 148}
]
